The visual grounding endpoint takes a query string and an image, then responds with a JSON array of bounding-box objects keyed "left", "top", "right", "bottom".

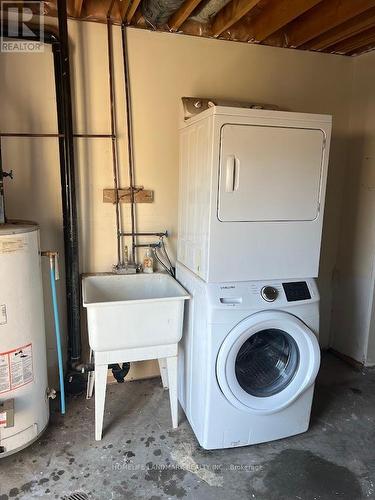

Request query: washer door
[{"left": 216, "top": 311, "right": 320, "bottom": 414}]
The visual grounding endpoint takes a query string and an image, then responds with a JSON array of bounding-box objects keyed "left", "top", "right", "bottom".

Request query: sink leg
[
  {"left": 95, "top": 364, "right": 108, "bottom": 440},
  {"left": 158, "top": 358, "right": 169, "bottom": 389},
  {"left": 166, "top": 355, "right": 178, "bottom": 428}
]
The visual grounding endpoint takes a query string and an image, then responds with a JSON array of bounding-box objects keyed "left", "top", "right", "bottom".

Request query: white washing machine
[
  {"left": 176, "top": 263, "right": 321, "bottom": 450},
  {"left": 177, "top": 106, "right": 332, "bottom": 282}
]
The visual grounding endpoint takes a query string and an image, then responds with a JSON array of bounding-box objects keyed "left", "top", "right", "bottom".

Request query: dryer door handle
[{"left": 225, "top": 155, "right": 240, "bottom": 192}]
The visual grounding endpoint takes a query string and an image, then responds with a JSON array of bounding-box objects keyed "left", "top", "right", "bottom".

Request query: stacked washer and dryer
[{"left": 176, "top": 105, "right": 332, "bottom": 449}]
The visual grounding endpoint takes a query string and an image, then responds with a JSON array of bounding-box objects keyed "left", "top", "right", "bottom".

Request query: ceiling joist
[
  {"left": 6, "top": 0, "right": 375, "bottom": 57},
  {"left": 330, "top": 27, "right": 375, "bottom": 54},
  {"left": 168, "top": 0, "right": 204, "bottom": 32},
  {"left": 304, "top": 7, "right": 375, "bottom": 51},
  {"left": 126, "top": 0, "right": 141, "bottom": 23},
  {"left": 73, "top": 0, "right": 84, "bottom": 17},
  {"left": 211, "top": 0, "right": 262, "bottom": 38},
  {"left": 249, "top": 0, "right": 323, "bottom": 42},
  {"left": 118, "top": 0, "right": 131, "bottom": 20},
  {"left": 281, "top": 0, "right": 375, "bottom": 48},
  {"left": 348, "top": 40, "right": 375, "bottom": 56}
]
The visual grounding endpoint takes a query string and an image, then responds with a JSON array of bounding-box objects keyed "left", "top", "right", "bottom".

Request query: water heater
[{"left": 0, "top": 221, "right": 49, "bottom": 457}]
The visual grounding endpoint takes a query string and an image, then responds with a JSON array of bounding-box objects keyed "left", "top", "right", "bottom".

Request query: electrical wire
[
  {"left": 153, "top": 247, "right": 173, "bottom": 276},
  {"left": 160, "top": 238, "right": 175, "bottom": 277},
  {"left": 157, "top": 246, "right": 174, "bottom": 276}
]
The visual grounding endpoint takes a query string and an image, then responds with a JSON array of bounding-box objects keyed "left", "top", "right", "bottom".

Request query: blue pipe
[{"left": 49, "top": 263, "right": 66, "bottom": 414}]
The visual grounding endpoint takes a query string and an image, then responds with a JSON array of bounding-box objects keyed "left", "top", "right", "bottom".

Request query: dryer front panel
[
  {"left": 177, "top": 108, "right": 331, "bottom": 281},
  {"left": 218, "top": 124, "right": 325, "bottom": 223},
  {"left": 216, "top": 311, "right": 320, "bottom": 414}
]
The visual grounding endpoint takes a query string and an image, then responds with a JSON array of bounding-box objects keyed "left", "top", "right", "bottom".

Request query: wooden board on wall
[{"left": 103, "top": 188, "right": 154, "bottom": 204}]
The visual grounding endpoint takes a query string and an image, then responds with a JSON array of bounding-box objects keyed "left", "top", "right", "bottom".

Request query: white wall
[
  {"left": 331, "top": 50, "right": 375, "bottom": 366},
  {"left": 0, "top": 22, "right": 354, "bottom": 383},
  {"left": 0, "top": 43, "right": 68, "bottom": 381},
  {"left": 124, "top": 28, "right": 352, "bottom": 351}
]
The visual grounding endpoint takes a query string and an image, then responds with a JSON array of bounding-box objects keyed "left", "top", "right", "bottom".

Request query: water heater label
[
  {"left": 0, "top": 412, "right": 7, "bottom": 427},
  {"left": 0, "top": 353, "right": 10, "bottom": 393},
  {"left": 0, "top": 343, "right": 33, "bottom": 394},
  {"left": 0, "top": 304, "right": 6, "bottom": 325},
  {"left": 0, "top": 237, "right": 28, "bottom": 254}
]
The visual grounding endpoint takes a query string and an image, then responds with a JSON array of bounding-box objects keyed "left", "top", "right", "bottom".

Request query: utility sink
[{"left": 82, "top": 273, "right": 189, "bottom": 352}]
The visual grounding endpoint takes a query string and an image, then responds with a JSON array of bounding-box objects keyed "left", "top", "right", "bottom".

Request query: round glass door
[
  {"left": 235, "top": 328, "right": 299, "bottom": 397},
  {"left": 216, "top": 311, "right": 321, "bottom": 414}
]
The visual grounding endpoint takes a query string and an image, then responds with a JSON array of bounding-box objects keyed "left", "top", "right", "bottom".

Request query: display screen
[{"left": 282, "top": 281, "right": 311, "bottom": 302}]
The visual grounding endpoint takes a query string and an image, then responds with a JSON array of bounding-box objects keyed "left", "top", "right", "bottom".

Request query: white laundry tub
[{"left": 82, "top": 273, "right": 189, "bottom": 352}]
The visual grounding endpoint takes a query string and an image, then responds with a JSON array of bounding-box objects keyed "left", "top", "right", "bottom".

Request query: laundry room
[{"left": 0, "top": 0, "right": 374, "bottom": 498}]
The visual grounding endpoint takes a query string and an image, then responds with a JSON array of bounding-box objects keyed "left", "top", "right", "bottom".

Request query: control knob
[{"left": 261, "top": 286, "right": 278, "bottom": 302}]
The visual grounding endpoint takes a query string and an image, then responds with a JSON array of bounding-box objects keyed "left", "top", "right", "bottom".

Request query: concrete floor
[{"left": 0, "top": 352, "right": 374, "bottom": 500}]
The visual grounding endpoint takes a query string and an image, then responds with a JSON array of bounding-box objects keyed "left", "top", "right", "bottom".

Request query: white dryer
[
  {"left": 177, "top": 106, "right": 332, "bottom": 282},
  {"left": 176, "top": 263, "right": 321, "bottom": 450}
]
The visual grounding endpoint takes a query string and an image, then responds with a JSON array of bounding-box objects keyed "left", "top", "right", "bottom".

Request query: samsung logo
[{"left": 220, "top": 285, "right": 235, "bottom": 289}]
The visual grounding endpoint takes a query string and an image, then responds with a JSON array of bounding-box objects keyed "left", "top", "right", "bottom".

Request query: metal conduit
[
  {"left": 107, "top": 0, "right": 123, "bottom": 267},
  {"left": 104, "top": 10, "right": 138, "bottom": 265},
  {"left": 121, "top": 24, "right": 137, "bottom": 263}
]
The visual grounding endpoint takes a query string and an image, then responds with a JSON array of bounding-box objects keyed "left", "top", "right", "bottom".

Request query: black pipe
[
  {"left": 0, "top": 141, "right": 5, "bottom": 224},
  {"left": 55, "top": 0, "right": 80, "bottom": 363},
  {"left": 0, "top": 133, "right": 114, "bottom": 138},
  {"left": 3, "top": 12, "right": 81, "bottom": 364}
]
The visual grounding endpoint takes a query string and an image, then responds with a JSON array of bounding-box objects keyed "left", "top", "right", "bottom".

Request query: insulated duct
[
  {"left": 142, "top": 0, "right": 186, "bottom": 27},
  {"left": 190, "top": 0, "right": 231, "bottom": 22}
]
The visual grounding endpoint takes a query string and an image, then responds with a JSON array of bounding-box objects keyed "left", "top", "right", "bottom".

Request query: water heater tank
[{"left": 0, "top": 221, "right": 49, "bottom": 457}]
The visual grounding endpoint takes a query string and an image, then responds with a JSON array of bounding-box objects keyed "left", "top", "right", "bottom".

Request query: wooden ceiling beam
[
  {"left": 348, "top": 42, "right": 375, "bottom": 56},
  {"left": 249, "top": 0, "right": 323, "bottom": 42},
  {"left": 67, "top": 0, "right": 84, "bottom": 17},
  {"left": 304, "top": 7, "right": 375, "bottom": 50},
  {"left": 126, "top": 0, "right": 141, "bottom": 24},
  {"left": 118, "top": 0, "right": 131, "bottom": 20},
  {"left": 281, "top": 0, "right": 375, "bottom": 48},
  {"left": 132, "top": 8, "right": 144, "bottom": 24},
  {"left": 329, "top": 27, "right": 375, "bottom": 54},
  {"left": 168, "top": 0, "right": 204, "bottom": 32},
  {"left": 211, "top": 0, "right": 262, "bottom": 38},
  {"left": 74, "top": 0, "right": 84, "bottom": 17}
]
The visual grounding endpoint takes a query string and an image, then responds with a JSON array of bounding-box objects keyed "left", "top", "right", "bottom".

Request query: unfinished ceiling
[{"left": 21, "top": 0, "right": 375, "bottom": 55}]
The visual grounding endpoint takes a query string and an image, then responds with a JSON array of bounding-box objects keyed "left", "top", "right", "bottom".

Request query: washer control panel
[
  {"left": 210, "top": 278, "right": 317, "bottom": 308},
  {"left": 261, "top": 286, "right": 278, "bottom": 302},
  {"left": 282, "top": 281, "right": 311, "bottom": 302}
]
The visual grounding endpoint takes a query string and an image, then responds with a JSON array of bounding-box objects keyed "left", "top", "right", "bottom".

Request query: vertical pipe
[
  {"left": 49, "top": 256, "right": 66, "bottom": 414},
  {"left": 0, "top": 141, "right": 5, "bottom": 224},
  {"left": 2, "top": 21, "right": 82, "bottom": 365},
  {"left": 121, "top": 25, "right": 137, "bottom": 263},
  {"left": 106, "top": 2, "right": 122, "bottom": 266},
  {"left": 55, "top": 0, "right": 81, "bottom": 363}
]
